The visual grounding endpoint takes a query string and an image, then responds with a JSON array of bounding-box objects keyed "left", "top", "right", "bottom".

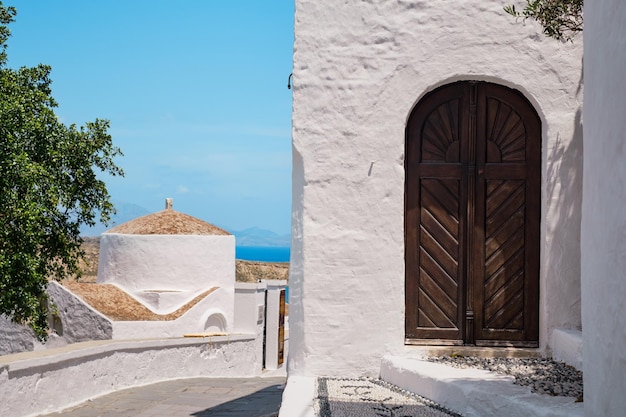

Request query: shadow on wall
[
  {"left": 545, "top": 100, "right": 583, "bottom": 330},
  {"left": 204, "top": 313, "right": 227, "bottom": 332}
]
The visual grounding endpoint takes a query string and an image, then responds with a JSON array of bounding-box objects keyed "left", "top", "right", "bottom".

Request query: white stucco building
[
  {"left": 99, "top": 200, "right": 235, "bottom": 322},
  {"left": 288, "top": 0, "right": 626, "bottom": 414},
  {"left": 581, "top": 1, "right": 626, "bottom": 415},
  {"left": 95, "top": 200, "right": 235, "bottom": 336},
  {"left": 290, "top": 0, "right": 583, "bottom": 377}
]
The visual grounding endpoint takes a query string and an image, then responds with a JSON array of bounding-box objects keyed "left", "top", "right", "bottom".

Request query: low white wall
[
  {"left": 234, "top": 282, "right": 267, "bottom": 334},
  {"left": 582, "top": 0, "right": 626, "bottom": 415},
  {"left": 0, "top": 336, "right": 260, "bottom": 417},
  {"left": 98, "top": 234, "right": 235, "bottom": 314},
  {"left": 0, "top": 283, "right": 114, "bottom": 356},
  {"left": 0, "top": 316, "right": 39, "bottom": 356},
  {"left": 47, "top": 282, "right": 113, "bottom": 343}
]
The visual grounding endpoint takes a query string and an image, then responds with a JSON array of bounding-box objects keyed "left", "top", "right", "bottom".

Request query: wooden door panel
[
  {"left": 485, "top": 209, "right": 524, "bottom": 257},
  {"left": 420, "top": 227, "right": 458, "bottom": 279},
  {"left": 406, "top": 84, "right": 466, "bottom": 343},
  {"left": 421, "top": 182, "right": 459, "bottom": 237},
  {"left": 484, "top": 249, "right": 525, "bottom": 299},
  {"left": 406, "top": 81, "right": 539, "bottom": 346},
  {"left": 486, "top": 98, "right": 526, "bottom": 163},
  {"left": 419, "top": 249, "right": 458, "bottom": 300},
  {"left": 475, "top": 87, "right": 540, "bottom": 346},
  {"left": 421, "top": 210, "right": 458, "bottom": 260},
  {"left": 484, "top": 270, "right": 525, "bottom": 329},
  {"left": 421, "top": 100, "right": 461, "bottom": 163},
  {"left": 416, "top": 178, "right": 462, "bottom": 335}
]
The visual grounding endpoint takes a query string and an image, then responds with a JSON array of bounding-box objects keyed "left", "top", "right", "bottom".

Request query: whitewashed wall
[
  {"left": 291, "top": 0, "right": 583, "bottom": 377},
  {"left": 47, "top": 282, "right": 112, "bottom": 343},
  {"left": 0, "top": 282, "right": 113, "bottom": 356},
  {"left": 111, "top": 287, "right": 234, "bottom": 338},
  {"left": 234, "top": 282, "right": 267, "bottom": 334},
  {"left": 98, "top": 234, "right": 235, "bottom": 315},
  {"left": 582, "top": 0, "right": 626, "bottom": 415},
  {"left": 0, "top": 336, "right": 260, "bottom": 417}
]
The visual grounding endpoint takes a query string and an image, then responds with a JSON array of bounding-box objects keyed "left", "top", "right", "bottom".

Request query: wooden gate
[
  {"left": 405, "top": 81, "right": 540, "bottom": 347},
  {"left": 278, "top": 289, "right": 285, "bottom": 365}
]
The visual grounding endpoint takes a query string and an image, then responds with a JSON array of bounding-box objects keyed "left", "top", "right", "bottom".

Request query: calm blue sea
[{"left": 236, "top": 246, "right": 290, "bottom": 262}]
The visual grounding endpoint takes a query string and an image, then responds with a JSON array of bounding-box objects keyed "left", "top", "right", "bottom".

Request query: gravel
[{"left": 426, "top": 356, "right": 583, "bottom": 400}]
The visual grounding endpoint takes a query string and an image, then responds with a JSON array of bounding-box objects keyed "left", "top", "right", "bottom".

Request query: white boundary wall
[
  {"left": 291, "top": 0, "right": 583, "bottom": 377},
  {"left": 581, "top": 0, "right": 626, "bottom": 414},
  {"left": 0, "top": 336, "right": 260, "bottom": 417}
]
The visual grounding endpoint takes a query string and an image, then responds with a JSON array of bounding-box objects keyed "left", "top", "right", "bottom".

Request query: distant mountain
[
  {"left": 80, "top": 202, "right": 151, "bottom": 236},
  {"left": 230, "top": 227, "right": 291, "bottom": 247}
]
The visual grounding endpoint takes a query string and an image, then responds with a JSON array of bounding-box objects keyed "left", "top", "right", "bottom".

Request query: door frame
[{"left": 404, "top": 80, "right": 541, "bottom": 347}]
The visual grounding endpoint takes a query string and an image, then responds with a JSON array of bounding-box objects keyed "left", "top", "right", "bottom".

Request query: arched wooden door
[{"left": 405, "top": 81, "right": 540, "bottom": 347}]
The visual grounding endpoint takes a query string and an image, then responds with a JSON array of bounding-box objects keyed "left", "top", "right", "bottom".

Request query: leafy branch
[{"left": 504, "top": 0, "right": 583, "bottom": 42}]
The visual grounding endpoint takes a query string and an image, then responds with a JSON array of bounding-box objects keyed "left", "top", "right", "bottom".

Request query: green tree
[
  {"left": 0, "top": 3, "right": 123, "bottom": 338},
  {"left": 505, "top": 0, "right": 583, "bottom": 42}
]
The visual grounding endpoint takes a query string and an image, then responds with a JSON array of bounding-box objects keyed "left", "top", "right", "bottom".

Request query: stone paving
[{"left": 38, "top": 377, "right": 286, "bottom": 417}]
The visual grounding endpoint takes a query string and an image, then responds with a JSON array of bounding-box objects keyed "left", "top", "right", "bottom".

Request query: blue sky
[{"left": 6, "top": 1, "right": 294, "bottom": 235}]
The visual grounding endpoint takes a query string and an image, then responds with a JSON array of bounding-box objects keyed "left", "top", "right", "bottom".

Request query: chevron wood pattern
[
  {"left": 418, "top": 179, "right": 460, "bottom": 329},
  {"left": 406, "top": 81, "right": 540, "bottom": 346}
]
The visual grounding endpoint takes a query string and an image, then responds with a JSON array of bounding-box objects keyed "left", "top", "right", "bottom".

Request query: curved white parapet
[{"left": 0, "top": 335, "right": 260, "bottom": 417}]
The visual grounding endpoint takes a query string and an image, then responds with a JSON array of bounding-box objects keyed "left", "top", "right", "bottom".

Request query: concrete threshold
[{"left": 380, "top": 355, "right": 583, "bottom": 417}]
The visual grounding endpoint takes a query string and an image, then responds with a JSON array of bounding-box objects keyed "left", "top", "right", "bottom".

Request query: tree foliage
[
  {"left": 505, "top": 0, "right": 583, "bottom": 42},
  {"left": 0, "top": 3, "right": 123, "bottom": 338}
]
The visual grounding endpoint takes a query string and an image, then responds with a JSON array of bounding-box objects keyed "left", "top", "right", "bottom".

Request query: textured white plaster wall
[
  {"left": 98, "top": 234, "right": 235, "bottom": 314},
  {"left": 291, "top": 0, "right": 582, "bottom": 377},
  {"left": 234, "top": 282, "right": 267, "bottom": 334},
  {"left": 47, "top": 282, "right": 113, "bottom": 343},
  {"left": 0, "top": 336, "right": 260, "bottom": 417},
  {"left": 581, "top": 1, "right": 626, "bottom": 415},
  {"left": 0, "top": 316, "right": 39, "bottom": 356},
  {"left": 0, "top": 283, "right": 113, "bottom": 356},
  {"left": 550, "top": 328, "right": 582, "bottom": 371}
]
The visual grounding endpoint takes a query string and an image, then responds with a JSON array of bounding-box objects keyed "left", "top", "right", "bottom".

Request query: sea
[{"left": 235, "top": 246, "right": 290, "bottom": 263}]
